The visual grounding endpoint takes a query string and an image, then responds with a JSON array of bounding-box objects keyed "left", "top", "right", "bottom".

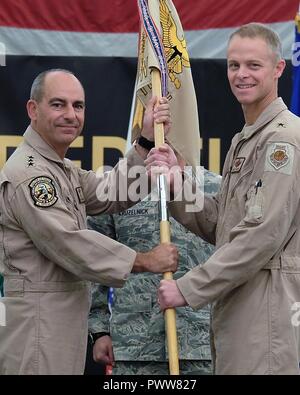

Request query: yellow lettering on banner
[
  {"left": 0, "top": 136, "right": 23, "bottom": 168},
  {"left": 209, "top": 138, "right": 221, "bottom": 175},
  {"left": 92, "top": 136, "right": 126, "bottom": 172},
  {"left": 69, "top": 136, "right": 84, "bottom": 167}
]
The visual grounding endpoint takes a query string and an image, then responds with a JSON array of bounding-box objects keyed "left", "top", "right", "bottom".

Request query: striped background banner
[
  {"left": 0, "top": 0, "right": 297, "bottom": 58},
  {"left": 0, "top": 0, "right": 297, "bottom": 173}
]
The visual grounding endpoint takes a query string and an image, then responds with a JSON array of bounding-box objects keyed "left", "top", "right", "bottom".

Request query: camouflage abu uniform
[{"left": 88, "top": 169, "right": 221, "bottom": 375}]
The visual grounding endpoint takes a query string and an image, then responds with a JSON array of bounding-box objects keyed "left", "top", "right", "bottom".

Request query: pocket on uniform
[
  {"left": 113, "top": 292, "right": 152, "bottom": 314},
  {"left": 116, "top": 204, "right": 158, "bottom": 238},
  {"left": 244, "top": 184, "right": 264, "bottom": 224},
  {"left": 281, "top": 255, "right": 300, "bottom": 274}
]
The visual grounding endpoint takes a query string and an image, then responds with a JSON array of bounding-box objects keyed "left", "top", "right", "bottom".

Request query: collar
[
  {"left": 23, "top": 125, "right": 71, "bottom": 169},
  {"left": 240, "top": 97, "right": 287, "bottom": 141}
]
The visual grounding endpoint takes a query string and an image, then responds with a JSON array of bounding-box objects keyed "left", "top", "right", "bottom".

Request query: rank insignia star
[{"left": 27, "top": 155, "right": 35, "bottom": 167}]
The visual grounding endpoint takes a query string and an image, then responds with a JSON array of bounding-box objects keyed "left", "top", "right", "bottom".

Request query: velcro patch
[
  {"left": 76, "top": 187, "right": 85, "bottom": 204},
  {"left": 231, "top": 157, "right": 245, "bottom": 173},
  {"left": 265, "top": 142, "right": 294, "bottom": 175},
  {"left": 29, "top": 176, "right": 58, "bottom": 207}
]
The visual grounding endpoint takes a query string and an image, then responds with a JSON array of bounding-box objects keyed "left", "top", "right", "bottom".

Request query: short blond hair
[{"left": 229, "top": 23, "right": 283, "bottom": 61}]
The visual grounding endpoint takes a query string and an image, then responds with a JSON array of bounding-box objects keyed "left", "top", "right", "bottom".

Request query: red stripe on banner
[{"left": 0, "top": 0, "right": 298, "bottom": 32}]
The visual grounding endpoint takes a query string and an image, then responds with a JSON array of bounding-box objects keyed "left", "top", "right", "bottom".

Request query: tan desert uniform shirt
[
  {"left": 0, "top": 126, "right": 147, "bottom": 375},
  {"left": 169, "top": 98, "right": 300, "bottom": 375}
]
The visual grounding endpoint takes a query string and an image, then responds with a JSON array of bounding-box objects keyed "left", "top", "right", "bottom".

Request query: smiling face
[
  {"left": 27, "top": 71, "right": 85, "bottom": 158},
  {"left": 227, "top": 35, "right": 285, "bottom": 121}
]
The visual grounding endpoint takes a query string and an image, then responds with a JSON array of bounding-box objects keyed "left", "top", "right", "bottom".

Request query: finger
[
  {"left": 159, "top": 97, "right": 168, "bottom": 104},
  {"left": 108, "top": 348, "right": 115, "bottom": 365},
  {"left": 148, "top": 95, "right": 157, "bottom": 109},
  {"left": 154, "top": 105, "right": 170, "bottom": 114},
  {"left": 157, "top": 144, "right": 172, "bottom": 153}
]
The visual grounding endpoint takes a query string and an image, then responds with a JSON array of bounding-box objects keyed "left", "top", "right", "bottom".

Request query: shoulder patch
[
  {"left": 265, "top": 142, "right": 294, "bottom": 175},
  {"left": 29, "top": 176, "right": 58, "bottom": 208}
]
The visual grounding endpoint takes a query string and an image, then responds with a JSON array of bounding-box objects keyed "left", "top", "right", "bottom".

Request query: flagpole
[{"left": 151, "top": 68, "right": 179, "bottom": 375}]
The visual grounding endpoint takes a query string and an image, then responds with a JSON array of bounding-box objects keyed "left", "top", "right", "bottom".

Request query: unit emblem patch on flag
[{"left": 160, "top": 0, "right": 191, "bottom": 89}]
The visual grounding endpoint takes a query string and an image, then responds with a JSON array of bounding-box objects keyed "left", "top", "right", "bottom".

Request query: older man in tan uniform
[
  {"left": 155, "top": 24, "right": 300, "bottom": 374},
  {"left": 0, "top": 69, "right": 177, "bottom": 375}
]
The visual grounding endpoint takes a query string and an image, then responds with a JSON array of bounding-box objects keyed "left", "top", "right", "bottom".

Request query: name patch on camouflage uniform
[
  {"left": 119, "top": 208, "right": 149, "bottom": 216},
  {"left": 231, "top": 157, "right": 245, "bottom": 173},
  {"left": 265, "top": 142, "right": 294, "bottom": 175},
  {"left": 29, "top": 176, "right": 58, "bottom": 207}
]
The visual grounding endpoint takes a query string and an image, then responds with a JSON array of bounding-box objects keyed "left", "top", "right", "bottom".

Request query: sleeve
[
  {"left": 78, "top": 146, "right": 149, "bottom": 216},
  {"left": 10, "top": 177, "right": 136, "bottom": 287},
  {"left": 87, "top": 214, "right": 116, "bottom": 240},
  {"left": 177, "top": 139, "right": 300, "bottom": 309},
  {"left": 87, "top": 215, "right": 116, "bottom": 333},
  {"left": 88, "top": 283, "right": 110, "bottom": 334},
  {"left": 168, "top": 175, "right": 220, "bottom": 245}
]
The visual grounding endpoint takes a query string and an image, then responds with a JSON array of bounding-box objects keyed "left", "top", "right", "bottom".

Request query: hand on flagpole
[
  {"left": 145, "top": 144, "right": 183, "bottom": 194},
  {"left": 158, "top": 279, "right": 187, "bottom": 311},
  {"left": 141, "top": 96, "right": 171, "bottom": 140},
  {"left": 133, "top": 243, "right": 178, "bottom": 273}
]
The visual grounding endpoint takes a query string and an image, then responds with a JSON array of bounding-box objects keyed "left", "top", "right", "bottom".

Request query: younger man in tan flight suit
[
  {"left": 152, "top": 24, "right": 300, "bottom": 374},
  {"left": 0, "top": 69, "right": 177, "bottom": 375}
]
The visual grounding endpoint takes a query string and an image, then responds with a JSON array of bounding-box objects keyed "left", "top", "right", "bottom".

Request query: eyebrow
[{"left": 49, "top": 98, "right": 85, "bottom": 106}]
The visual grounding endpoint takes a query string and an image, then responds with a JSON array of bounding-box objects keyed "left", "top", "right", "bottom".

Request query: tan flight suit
[
  {"left": 169, "top": 98, "right": 300, "bottom": 374},
  {"left": 0, "top": 126, "right": 147, "bottom": 375}
]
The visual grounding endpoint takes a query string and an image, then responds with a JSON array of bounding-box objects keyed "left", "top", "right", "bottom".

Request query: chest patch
[
  {"left": 29, "top": 176, "right": 58, "bottom": 208},
  {"left": 231, "top": 157, "right": 245, "bottom": 173},
  {"left": 76, "top": 187, "right": 85, "bottom": 204}
]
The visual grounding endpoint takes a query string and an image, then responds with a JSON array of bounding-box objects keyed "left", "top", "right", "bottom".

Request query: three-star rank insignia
[
  {"left": 269, "top": 144, "right": 289, "bottom": 169},
  {"left": 27, "top": 155, "right": 35, "bottom": 167},
  {"left": 29, "top": 176, "right": 58, "bottom": 208}
]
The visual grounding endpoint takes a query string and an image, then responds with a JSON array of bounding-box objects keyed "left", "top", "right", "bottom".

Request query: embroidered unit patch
[
  {"left": 231, "top": 157, "right": 245, "bottom": 173},
  {"left": 269, "top": 144, "right": 289, "bottom": 169},
  {"left": 265, "top": 142, "right": 294, "bottom": 175},
  {"left": 29, "top": 176, "right": 58, "bottom": 207}
]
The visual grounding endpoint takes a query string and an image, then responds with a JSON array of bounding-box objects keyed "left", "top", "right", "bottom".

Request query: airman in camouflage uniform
[{"left": 88, "top": 169, "right": 221, "bottom": 375}]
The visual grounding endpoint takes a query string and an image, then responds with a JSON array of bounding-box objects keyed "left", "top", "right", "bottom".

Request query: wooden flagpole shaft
[{"left": 151, "top": 68, "right": 179, "bottom": 375}]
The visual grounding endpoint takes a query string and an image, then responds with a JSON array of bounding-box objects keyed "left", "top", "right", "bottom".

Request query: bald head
[
  {"left": 27, "top": 69, "right": 85, "bottom": 159},
  {"left": 30, "top": 69, "right": 85, "bottom": 102}
]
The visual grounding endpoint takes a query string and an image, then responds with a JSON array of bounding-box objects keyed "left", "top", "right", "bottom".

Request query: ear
[
  {"left": 274, "top": 59, "right": 286, "bottom": 79},
  {"left": 27, "top": 99, "right": 38, "bottom": 121}
]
